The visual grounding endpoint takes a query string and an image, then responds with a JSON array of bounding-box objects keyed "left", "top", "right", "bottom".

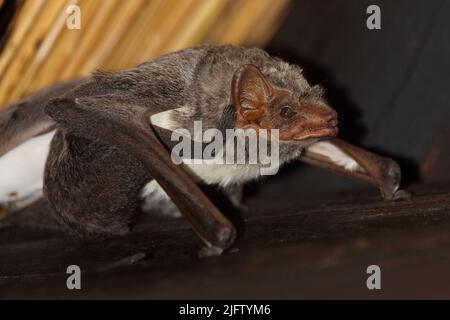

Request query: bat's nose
[
  {"left": 300, "top": 106, "right": 338, "bottom": 128},
  {"left": 325, "top": 110, "right": 338, "bottom": 126},
  {"left": 324, "top": 110, "right": 337, "bottom": 121}
]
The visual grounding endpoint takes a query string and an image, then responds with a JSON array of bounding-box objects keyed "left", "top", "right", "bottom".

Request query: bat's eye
[{"left": 280, "top": 106, "right": 296, "bottom": 119}]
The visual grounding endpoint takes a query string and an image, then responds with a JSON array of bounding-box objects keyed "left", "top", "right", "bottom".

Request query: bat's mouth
[{"left": 293, "top": 126, "right": 338, "bottom": 141}]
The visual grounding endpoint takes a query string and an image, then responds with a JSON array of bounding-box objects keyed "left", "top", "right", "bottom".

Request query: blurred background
[{"left": 0, "top": 0, "right": 447, "bottom": 199}]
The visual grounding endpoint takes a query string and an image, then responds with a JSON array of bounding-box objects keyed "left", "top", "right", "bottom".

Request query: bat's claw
[
  {"left": 382, "top": 188, "right": 411, "bottom": 201},
  {"left": 379, "top": 160, "right": 411, "bottom": 201},
  {"left": 198, "top": 245, "right": 224, "bottom": 258},
  {"left": 392, "top": 189, "right": 412, "bottom": 201}
]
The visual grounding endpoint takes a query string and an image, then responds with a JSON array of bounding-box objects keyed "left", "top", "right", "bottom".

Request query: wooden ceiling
[{"left": 0, "top": 0, "right": 290, "bottom": 107}]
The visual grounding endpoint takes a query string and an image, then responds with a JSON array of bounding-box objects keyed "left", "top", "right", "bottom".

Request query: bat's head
[{"left": 231, "top": 64, "right": 338, "bottom": 143}]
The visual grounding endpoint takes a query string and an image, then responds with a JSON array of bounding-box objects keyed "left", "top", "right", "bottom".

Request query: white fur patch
[
  {"left": 0, "top": 130, "right": 55, "bottom": 205},
  {"left": 150, "top": 106, "right": 191, "bottom": 132},
  {"left": 140, "top": 179, "right": 170, "bottom": 200},
  {"left": 183, "top": 162, "right": 261, "bottom": 187},
  {"left": 140, "top": 180, "right": 181, "bottom": 218},
  {"left": 307, "top": 141, "right": 360, "bottom": 172}
]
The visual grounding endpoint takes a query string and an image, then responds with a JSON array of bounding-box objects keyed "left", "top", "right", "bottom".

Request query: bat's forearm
[{"left": 302, "top": 138, "right": 410, "bottom": 200}]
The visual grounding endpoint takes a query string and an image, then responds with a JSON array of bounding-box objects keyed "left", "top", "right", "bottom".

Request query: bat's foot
[
  {"left": 392, "top": 189, "right": 412, "bottom": 201},
  {"left": 379, "top": 159, "right": 411, "bottom": 201},
  {"left": 198, "top": 245, "right": 224, "bottom": 258},
  {"left": 381, "top": 186, "right": 411, "bottom": 201}
]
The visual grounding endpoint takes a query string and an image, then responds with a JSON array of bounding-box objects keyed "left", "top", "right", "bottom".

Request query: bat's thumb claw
[
  {"left": 198, "top": 245, "right": 224, "bottom": 258},
  {"left": 392, "top": 189, "right": 412, "bottom": 201}
]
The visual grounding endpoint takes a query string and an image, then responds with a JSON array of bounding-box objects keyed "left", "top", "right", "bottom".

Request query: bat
[{"left": 0, "top": 45, "right": 409, "bottom": 256}]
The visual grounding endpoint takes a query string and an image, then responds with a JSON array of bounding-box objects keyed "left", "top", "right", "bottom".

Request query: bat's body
[{"left": 0, "top": 45, "right": 408, "bottom": 254}]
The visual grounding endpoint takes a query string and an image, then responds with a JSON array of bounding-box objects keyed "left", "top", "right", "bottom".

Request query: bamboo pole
[
  {"left": 78, "top": 0, "right": 146, "bottom": 75},
  {"left": 0, "top": 0, "right": 45, "bottom": 80},
  {"left": 29, "top": 0, "right": 111, "bottom": 91},
  {"left": 164, "top": 0, "right": 229, "bottom": 53},
  {"left": 102, "top": 0, "right": 164, "bottom": 70},
  {"left": 10, "top": 0, "right": 79, "bottom": 101},
  {"left": 53, "top": 0, "right": 121, "bottom": 80},
  {"left": 201, "top": 0, "right": 247, "bottom": 45},
  {"left": 0, "top": 0, "right": 291, "bottom": 107},
  {"left": 242, "top": 0, "right": 291, "bottom": 47},
  {"left": 0, "top": 0, "right": 47, "bottom": 106},
  {"left": 138, "top": 0, "right": 198, "bottom": 62}
]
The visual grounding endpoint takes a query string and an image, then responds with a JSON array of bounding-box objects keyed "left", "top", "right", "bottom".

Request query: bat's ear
[{"left": 231, "top": 64, "right": 273, "bottom": 123}]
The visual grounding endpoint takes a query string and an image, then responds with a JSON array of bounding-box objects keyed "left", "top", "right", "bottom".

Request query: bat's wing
[
  {"left": 45, "top": 96, "right": 236, "bottom": 253},
  {"left": 301, "top": 138, "right": 410, "bottom": 200},
  {"left": 0, "top": 80, "right": 84, "bottom": 157},
  {"left": 0, "top": 100, "right": 54, "bottom": 158}
]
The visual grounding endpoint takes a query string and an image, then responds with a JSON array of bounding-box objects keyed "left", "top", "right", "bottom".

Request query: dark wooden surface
[{"left": 1, "top": 182, "right": 450, "bottom": 299}]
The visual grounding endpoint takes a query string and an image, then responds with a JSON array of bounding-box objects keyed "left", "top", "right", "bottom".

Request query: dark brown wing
[
  {"left": 45, "top": 95, "right": 236, "bottom": 251},
  {"left": 0, "top": 79, "right": 84, "bottom": 157}
]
